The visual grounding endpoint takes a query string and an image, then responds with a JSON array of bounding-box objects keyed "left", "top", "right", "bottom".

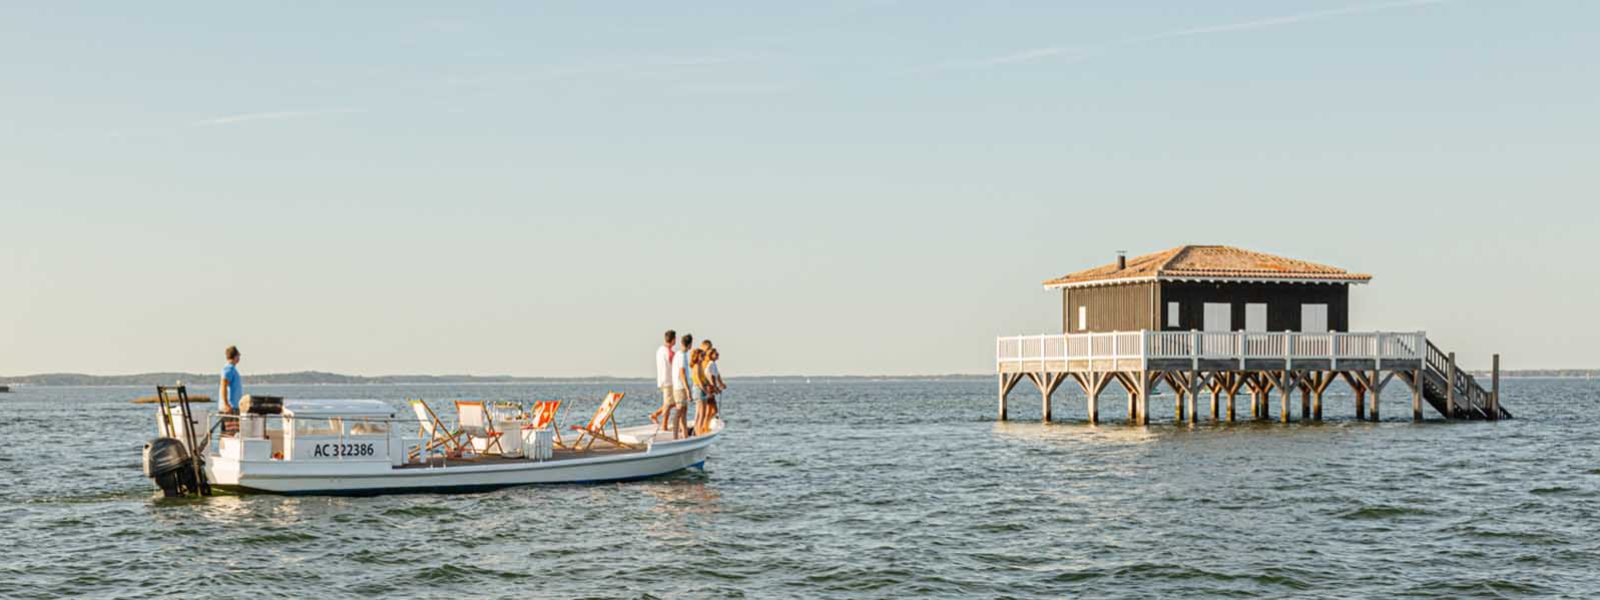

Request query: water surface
[{"left": 1, "top": 379, "right": 1596, "bottom": 598}]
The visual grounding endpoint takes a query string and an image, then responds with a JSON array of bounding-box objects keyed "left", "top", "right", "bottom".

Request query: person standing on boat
[
  {"left": 668, "top": 333, "right": 694, "bottom": 439},
  {"left": 650, "top": 330, "right": 677, "bottom": 429},
  {"left": 219, "top": 346, "right": 243, "bottom": 435}
]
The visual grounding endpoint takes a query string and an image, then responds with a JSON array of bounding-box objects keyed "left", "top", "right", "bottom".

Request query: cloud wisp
[
  {"left": 192, "top": 108, "right": 365, "bottom": 127},
  {"left": 926, "top": 0, "right": 1450, "bottom": 72}
]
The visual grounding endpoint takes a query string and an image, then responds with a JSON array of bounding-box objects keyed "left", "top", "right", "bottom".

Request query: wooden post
[
  {"left": 1491, "top": 354, "right": 1500, "bottom": 420},
  {"left": 998, "top": 375, "right": 1008, "bottom": 422},
  {"left": 1226, "top": 391, "right": 1236, "bottom": 422},
  {"left": 1280, "top": 372, "right": 1292, "bottom": 424},
  {"left": 1210, "top": 387, "right": 1220, "bottom": 421},
  {"left": 1188, "top": 370, "right": 1199, "bottom": 424},
  {"left": 1446, "top": 352, "right": 1456, "bottom": 419},
  {"left": 1411, "top": 368, "right": 1423, "bottom": 422},
  {"left": 1137, "top": 371, "right": 1149, "bottom": 426},
  {"left": 1041, "top": 386, "right": 1051, "bottom": 422},
  {"left": 1313, "top": 388, "right": 1323, "bottom": 421},
  {"left": 1087, "top": 374, "right": 1100, "bottom": 425},
  {"left": 1354, "top": 385, "right": 1366, "bottom": 421},
  {"left": 1368, "top": 369, "right": 1380, "bottom": 421},
  {"left": 1300, "top": 386, "right": 1310, "bottom": 421}
]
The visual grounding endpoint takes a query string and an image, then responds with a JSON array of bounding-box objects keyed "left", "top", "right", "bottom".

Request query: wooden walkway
[{"left": 995, "top": 330, "right": 1508, "bottom": 424}]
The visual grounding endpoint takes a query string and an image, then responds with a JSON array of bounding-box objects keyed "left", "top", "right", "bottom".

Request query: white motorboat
[{"left": 142, "top": 394, "right": 721, "bottom": 496}]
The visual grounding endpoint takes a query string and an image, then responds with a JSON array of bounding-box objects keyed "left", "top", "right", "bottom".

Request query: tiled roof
[{"left": 1043, "top": 245, "right": 1372, "bottom": 288}]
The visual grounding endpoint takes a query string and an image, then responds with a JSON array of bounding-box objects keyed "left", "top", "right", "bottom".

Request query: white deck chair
[
  {"left": 409, "top": 400, "right": 464, "bottom": 459},
  {"left": 455, "top": 400, "right": 505, "bottom": 456}
]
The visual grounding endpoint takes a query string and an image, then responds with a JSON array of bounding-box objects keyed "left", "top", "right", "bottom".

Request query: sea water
[{"left": 1, "top": 379, "right": 1596, "bottom": 598}]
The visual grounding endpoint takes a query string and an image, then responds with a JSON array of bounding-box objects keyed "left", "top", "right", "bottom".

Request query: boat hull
[{"left": 207, "top": 424, "right": 720, "bottom": 496}]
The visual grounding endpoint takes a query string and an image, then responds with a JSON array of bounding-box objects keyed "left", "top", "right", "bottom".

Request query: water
[{"left": 2, "top": 379, "right": 1597, "bottom": 598}]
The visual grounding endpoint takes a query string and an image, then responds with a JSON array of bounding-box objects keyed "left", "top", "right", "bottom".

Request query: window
[
  {"left": 1167, "top": 302, "right": 1181, "bottom": 328},
  {"left": 347, "top": 419, "right": 390, "bottom": 436},
  {"left": 292, "top": 417, "right": 342, "bottom": 436},
  {"left": 1203, "top": 303, "right": 1231, "bottom": 332},
  {"left": 1245, "top": 303, "right": 1268, "bottom": 332},
  {"left": 1077, "top": 306, "right": 1087, "bottom": 330},
  {"left": 1302, "top": 304, "right": 1329, "bottom": 333}
]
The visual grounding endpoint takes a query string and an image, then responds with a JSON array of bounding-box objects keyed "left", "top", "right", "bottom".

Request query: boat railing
[{"left": 996, "top": 330, "right": 1428, "bottom": 371}]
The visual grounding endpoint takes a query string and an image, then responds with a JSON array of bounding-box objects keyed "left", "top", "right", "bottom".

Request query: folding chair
[
  {"left": 528, "top": 400, "right": 568, "bottom": 448},
  {"left": 568, "top": 392, "right": 642, "bottom": 451},
  {"left": 455, "top": 400, "right": 506, "bottom": 456},
  {"left": 409, "top": 399, "right": 465, "bottom": 459}
]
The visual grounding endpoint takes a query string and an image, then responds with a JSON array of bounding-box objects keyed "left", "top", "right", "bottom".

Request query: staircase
[{"left": 1416, "top": 340, "right": 1511, "bottom": 420}]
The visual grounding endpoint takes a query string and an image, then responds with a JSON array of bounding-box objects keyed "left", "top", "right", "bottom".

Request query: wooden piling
[
  {"left": 1411, "top": 368, "right": 1423, "bottom": 421},
  {"left": 1445, "top": 352, "right": 1456, "bottom": 419},
  {"left": 1280, "top": 372, "right": 1292, "bottom": 424},
  {"left": 1491, "top": 354, "right": 1500, "bottom": 420},
  {"left": 998, "top": 375, "right": 1008, "bottom": 421},
  {"left": 1368, "top": 369, "right": 1380, "bottom": 421}
]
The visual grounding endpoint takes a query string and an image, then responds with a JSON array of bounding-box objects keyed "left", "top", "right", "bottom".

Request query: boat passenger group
[
  {"left": 210, "top": 335, "right": 726, "bottom": 438},
  {"left": 650, "top": 329, "right": 724, "bottom": 439}
]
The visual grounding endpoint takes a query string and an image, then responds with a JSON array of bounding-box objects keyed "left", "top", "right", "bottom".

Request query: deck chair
[
  {"left": 455, "top": 400, "right": 505, "bottom": 456},
  {"left": 409, "top": 399, "right": 464, "bottom": 459},
  {"left": 568, "top": 392, "right": 642, "bottom": 451},
  {"left": 528, "top": 400, "right": 568, "bottom": 448}
]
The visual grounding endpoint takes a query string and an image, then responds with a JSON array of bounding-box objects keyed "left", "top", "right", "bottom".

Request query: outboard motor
[{"left": 143, "top": 437, "right": 200, "bottom": 497}]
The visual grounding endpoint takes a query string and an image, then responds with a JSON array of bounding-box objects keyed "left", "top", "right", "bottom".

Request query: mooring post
[
  {"left": 1301, "top": 386, "right": 1310, "bottom": 421},
  {"left": 1210, "top": 388, "right": 1220, "bottom": 421},
  {"left": 1491, "top": 354, "right": 1500, "bottom": 420},
  {"left": 1446, "top": 352, "right": 1456, "bottom": 419},
  {"left": 1175, "top": 388, "right": 1185, "bottom": 422}
]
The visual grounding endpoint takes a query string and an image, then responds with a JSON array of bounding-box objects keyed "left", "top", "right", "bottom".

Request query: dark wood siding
[
  {"left": 1157, "top": 282, "right": 1349, "bottom": 332},
  {"left": 1063, "top": 282, "right": 1157, "bottom": 333}
]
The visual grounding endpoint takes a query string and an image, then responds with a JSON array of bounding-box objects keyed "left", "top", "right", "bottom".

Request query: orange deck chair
[
  {"left": 528, "top": 400, "right": 568, "bottom": 448},
  {"left": 567, "top": 392, "right": 641, "bottom": 451}
]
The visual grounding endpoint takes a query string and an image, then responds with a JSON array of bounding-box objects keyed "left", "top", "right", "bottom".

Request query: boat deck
[{"left": 399, "top": 444, "right": 649, "bottom": 469}]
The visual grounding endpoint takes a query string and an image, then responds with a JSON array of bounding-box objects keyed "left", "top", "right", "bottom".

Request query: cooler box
[{"left": 521, "top": 428, "right": 554, "bottom": 462}]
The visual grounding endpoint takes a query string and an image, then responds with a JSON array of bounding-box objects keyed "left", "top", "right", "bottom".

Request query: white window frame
[
  {"left": 1166, "top": 302, "right": 1181, "bottom": 328},
  {"left": 1203, "top": 303, "right": 1231, "bottom": 332},
  {"left": 1245, "top": 303, "right": 1268, "bottom": 332}
]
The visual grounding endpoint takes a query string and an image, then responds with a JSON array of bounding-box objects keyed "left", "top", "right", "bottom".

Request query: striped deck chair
[
  {"left": 568, "top": 392, "right": 641, "bottom": 451},
  {"left": 528, "top": 400, "right": 567, "bottom": 448},
  {"left": 409, "top": 399, "right": 464, "bottom": 459}
]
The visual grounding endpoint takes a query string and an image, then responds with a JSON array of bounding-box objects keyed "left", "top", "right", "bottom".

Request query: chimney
[{"left": 1116, "top": 251, "right": 1127, "bottom": 270}]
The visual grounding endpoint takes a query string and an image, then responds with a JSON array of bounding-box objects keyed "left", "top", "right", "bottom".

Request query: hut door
[
  {"left": 1203, "top": 303, "right": 1231, "bottom": 332},
  {"left": 1245, "top": 303, "right": 1268, "bottom": 332}
]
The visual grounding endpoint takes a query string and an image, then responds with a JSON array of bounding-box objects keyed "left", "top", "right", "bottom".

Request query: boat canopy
[{"left": 281, "top": 399, "right": 396, "bottom": 418}]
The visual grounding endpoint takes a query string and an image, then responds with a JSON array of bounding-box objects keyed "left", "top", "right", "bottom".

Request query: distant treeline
[
  {"left": 0, "top": 371, "right": 990, "bottom": 386},
  {"left": 1469, "top": 369, "right": 1600, "bottom": 378}
]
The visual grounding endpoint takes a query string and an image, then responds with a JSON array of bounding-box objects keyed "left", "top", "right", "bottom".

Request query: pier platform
[{"left": 995, "top": 330, "right": 1507, "bottom": 424}]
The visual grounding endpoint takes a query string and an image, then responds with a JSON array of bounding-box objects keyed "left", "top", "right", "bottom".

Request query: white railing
[{"left": 996, "top": 330, "right": 1427, "bottom": 371}]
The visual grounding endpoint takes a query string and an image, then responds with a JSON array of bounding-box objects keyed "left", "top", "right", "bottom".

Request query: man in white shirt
[
  {"left": 650, "top": 330, "right": 677, "bottom": 429},
  {"left": 668, "top": 333, "right": 693, "bottom": 439}
]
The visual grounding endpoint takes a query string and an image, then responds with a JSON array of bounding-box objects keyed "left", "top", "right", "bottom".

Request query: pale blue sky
[{"left": 2, "top": 1, "right": 1596, "bottom": 376}]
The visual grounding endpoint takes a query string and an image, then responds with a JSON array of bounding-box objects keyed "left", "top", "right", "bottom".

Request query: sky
[{"left": 2, "top": 1, "right": 1597, "bottom": 377}]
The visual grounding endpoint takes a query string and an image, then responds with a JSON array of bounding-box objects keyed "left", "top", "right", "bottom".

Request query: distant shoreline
[
  {"left": 0, "top": 371, "right": 995, "bottom": 386},
  {"left": 0, "top": 370, "right": 1594, "bottom": 387}
]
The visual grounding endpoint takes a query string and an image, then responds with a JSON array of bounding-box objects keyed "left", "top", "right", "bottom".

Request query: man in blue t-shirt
[{"left": 220, "top": 346, "right": 243, "bottom": 433}]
